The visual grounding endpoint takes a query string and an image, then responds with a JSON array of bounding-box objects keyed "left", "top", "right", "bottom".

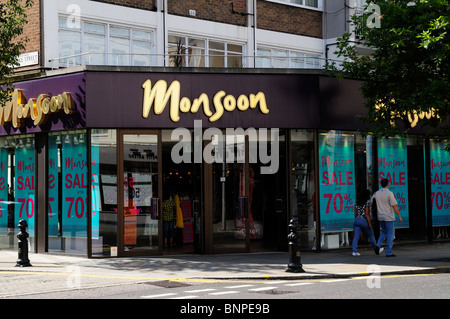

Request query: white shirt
[{"left": 371, "top": 188, "right": 398, "bottom": 222}]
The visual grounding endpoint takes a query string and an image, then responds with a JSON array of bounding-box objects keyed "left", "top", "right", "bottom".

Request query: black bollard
[
  {"left": 286, "top": 218, "right": 304, "bottom": 273},
  {"left": 16, "top": 219, "right": 32, "bottom": 267}
]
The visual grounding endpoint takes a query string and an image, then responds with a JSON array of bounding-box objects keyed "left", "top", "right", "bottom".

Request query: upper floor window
[
  {"left": 266, "top": 0, "right": 321, "bottom": 10},
  {"left": 168, "top": 35, "right": 243, "bottom": 68},
  {"left": 58, "top": 17, "right": 153, "bottom": 67},
  {"left": 257, "top": 48, "right": 322, "bottom": 69}
]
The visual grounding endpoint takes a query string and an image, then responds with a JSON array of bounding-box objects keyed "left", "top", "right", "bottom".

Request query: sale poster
[
  {"left": 0, "top": 148, "right": 9, "bottom": 235},
  {"left": 15, "top": 146, "right": 35, "bottom": 236},
  {"left": 430, "top": 141, "right": 450, "bottom": 226},
  {"left": 319, "top": 132, "right": 356, "bottom": 232},
  {"left": 62, "top": 141, "right": 88, "bottom": 237},
  {"left": 48, "top": 136, "right": 59, "bottom": 237},
  {"left": 91, "top": 143, "right": 100, "bottom": 239},
  {"left": 377, "top": 138, "right": 409, "bottom": 228}
]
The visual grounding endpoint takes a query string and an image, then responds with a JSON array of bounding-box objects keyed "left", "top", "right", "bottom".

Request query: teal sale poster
[
  {"left": 0, "top": 148, "right": 9, "bottom": 235},
  {"left": 15, "top": 146, "right": 35, "bottom": 237},
  {"left": 430, "top": 141, "right": 450, "bottom": 226},
  {"left": 91, "top": 143, "right": 100, "bottom": 239},
  {"left": 48, "top": 136, "right": 59, "bottom": 237},
  {"left": 319, "top": 133, "right": 356, "bottom": 232},
  {"left": 62, "top": 141, "right": 88, "bottom": 237},
  {"left": 377, "top": 138, "right": 409, "bottom": 228}
]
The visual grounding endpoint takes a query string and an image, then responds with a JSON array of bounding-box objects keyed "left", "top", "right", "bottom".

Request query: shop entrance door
[
  {"left": 204, "top": 133, "right": 250, "bottom": 253},
  {"left": 118, "top": 131, "right": 162, "bottom": 256}
]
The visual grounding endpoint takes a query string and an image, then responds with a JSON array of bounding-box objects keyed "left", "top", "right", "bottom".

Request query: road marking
[
  {"left": 320, "top": 279, "right": 350, "bottom": 283},
  {"left": 141, "top": 293, "right": 177, "bottom": 298},
  {"left": 249, "top": 286, "right": 278, "bottom": 291},
  {"left": 209, "top": 291, "right": 240, "bottom": 296},
  {"left": 264, "top": 281, "right": 287, "bottom": 284},
  {"left": 171, "top": 295, "right": 199, "bottom": 299},
  {"left": 224, "top": 284, "right": 254, "bottom": 289},
  {"left": 184, "top": 288, "right": 216, "bottom": 293}
]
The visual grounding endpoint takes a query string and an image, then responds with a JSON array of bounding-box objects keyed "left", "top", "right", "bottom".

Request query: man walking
[{"left": 372, "top": 178, "right": 402, "bottom": 257}]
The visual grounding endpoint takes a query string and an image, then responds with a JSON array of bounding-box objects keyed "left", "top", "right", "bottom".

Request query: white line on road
[
  {"left": 209, "top": 291, "right": 240, "bottom": 296},
  {"left": 141, "top": 293, "right": 177, "bottom": 298},
  {"left": 248, "top": 287, "right": 279, "bottom": 291},
  {"left": 224, "top": 284, "right": 254, "bottom": 289},
  {"left": 184, "top": 288, "right": 216, "bottom": 293}
]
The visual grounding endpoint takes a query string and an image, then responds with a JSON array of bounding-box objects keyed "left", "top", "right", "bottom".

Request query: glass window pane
[
  {"left": 209, "top": 41, "right": 224, "bottom": 51},
  {"left": 290, "top": 0, "right": 303, "bottom": 5},
  {"left": 188, "top": 38, "right": 205, "bottom": 49},
  {"left": 84, "top": 22, "right": 105, "bottom": 34},
  {"left": 91, "top": 129, "right": 118, "bottom": 257},
  {"left": 110, "top": 37, "right": 130, "bottom": 66},
  {"left": 209, "top": 50, "right": 224, "bottom": 67},
  {"left": 133, "top": 29, "right": 152, "bottom": 41},
  {"left": 132, "top": 40, "right": 151, "bottom": 66},
  {"left": 84, "top": 33, "right": 105, "bottom": 65},
  {"left": 188, "top": 47, "right": 205, "bottom": 67},
  {"left": 59, "top": 30, "right": 81, "bottom": 66},
  {"left": 110, "top": 26, "right": 130, "bottom": 38},
  {"left": 228, "top": 53, "right": 242, "bottom": 68},
  {"left": 227, "top": 44, "right": 242, "bottom": 53},
  {"left": 305, "top": 0, "right": 318, "bottom": 7}
]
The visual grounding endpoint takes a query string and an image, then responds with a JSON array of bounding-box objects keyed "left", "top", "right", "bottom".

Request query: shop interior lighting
[
  {"left": 56, "top": 136, "right": 62, "bottom": 145},
  {"left": 26, "top": 138, "right": 32, "bottom": 147},
  {"left": 79, "top": 133, "right": 85, "bottom": 144},
  {"left": 64, "top": 135, "right": 71, "bottom": 144}
]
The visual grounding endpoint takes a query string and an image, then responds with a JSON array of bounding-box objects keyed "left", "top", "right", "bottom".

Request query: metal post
[
  {"left": 286, "top": 218, "right": 304, "bottom": 273},
  {"left": 16, "top": 219, "right": 32, "bottom": 267}
]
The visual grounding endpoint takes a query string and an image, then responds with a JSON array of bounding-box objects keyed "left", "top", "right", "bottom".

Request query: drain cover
[{"left": 141, "top": 280, "right": 192, "bottom": 288}]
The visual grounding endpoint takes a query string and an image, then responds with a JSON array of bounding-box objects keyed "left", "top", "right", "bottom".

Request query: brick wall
[
  {"left": 14, "top": 0, "right": 41, "bottom": 71},
  {"left": 168, "top": 0, "right": 247, "bottom": 26},
  {"left": 257, "top": 1, "right": 322, "bottom": 38},
  {"left": 90, "top": 0, "right": 156, "bottom": 11}
]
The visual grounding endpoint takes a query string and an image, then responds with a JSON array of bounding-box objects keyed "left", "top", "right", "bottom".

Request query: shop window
[
  {"left": 290, "top": 130, "right": 315, "bottom": 249},
  {"left": 48, "top": 130, "right": 89, "bottom": 255},
  {"left": 0, "top": 135, "right": 35, "bottom": 250},
  {"left": 91, "top": 129, "right": 118, "bottom": 257},
  {"left": 430, "top": 140, "right": 450, "bottom": 240},
  {"left": 318, "top": 131, "right": 372, "bottom": 250}
]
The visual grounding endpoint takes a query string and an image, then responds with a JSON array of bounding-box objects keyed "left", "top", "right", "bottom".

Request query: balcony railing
[{"left": 49, "top": 52, "right": 337, "bottom": 70}]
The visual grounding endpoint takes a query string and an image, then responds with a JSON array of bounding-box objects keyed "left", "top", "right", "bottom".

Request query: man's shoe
[
  {"left": 386, "top": 254, "right": 396, "bottom": 257},
  {"left": 352, "top": 252, "right": 360, "bottom": 256},
  {"left": 374, "top": 246, "right": 384, "bottom": 255}
]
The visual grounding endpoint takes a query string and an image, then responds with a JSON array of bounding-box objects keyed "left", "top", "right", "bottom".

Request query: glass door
[
  {"left": 208, "top": 133, "right": 249, "bottom": 252},
  {"left": 119, "top": 131, "right": 161, "bottom": 256}
]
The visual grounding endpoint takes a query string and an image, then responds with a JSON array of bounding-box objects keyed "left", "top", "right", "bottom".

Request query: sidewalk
[{"left": 1, "top": 242, "right": 449, "bottom": 297}]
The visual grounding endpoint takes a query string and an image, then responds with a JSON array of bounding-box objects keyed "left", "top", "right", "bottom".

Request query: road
[{"left": 3, "top": 272, "right": 449, "bottom": 300}]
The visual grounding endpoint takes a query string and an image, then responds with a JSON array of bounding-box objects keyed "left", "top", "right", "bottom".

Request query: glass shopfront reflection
[{"left": 120, "top": 132, "right": 160, "bottom": 254}]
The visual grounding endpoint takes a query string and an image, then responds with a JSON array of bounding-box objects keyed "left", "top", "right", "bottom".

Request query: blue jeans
[
  {"left": 377, "top": 221, "right": 395, "bottom": 255},
  {"left": 352, "top": 217, "right": 377, "bottom": 253}
]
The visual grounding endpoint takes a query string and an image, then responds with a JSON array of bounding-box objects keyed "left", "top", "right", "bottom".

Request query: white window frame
[
  {"left": 264, "top": 0, "right": 323, "bottom": 11},
  {"left": 168, "top": 34, "right": 245, "bottom": 68},
  {"left": 58, "top": 16, "right": 154, "bottom": 67}
]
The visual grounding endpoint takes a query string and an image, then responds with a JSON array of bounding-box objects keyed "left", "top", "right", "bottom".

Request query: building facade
[{"left": 1, "top": 0, "right": 449, "bottom": 258}]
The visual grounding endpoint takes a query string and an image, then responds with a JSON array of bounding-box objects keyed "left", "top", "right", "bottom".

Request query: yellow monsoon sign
[
  {"left": 0, "top": 89, "right": 75, "bottom": 128},
  {"left": 142, "top": 79, "right": 269, "bottom": 122}
]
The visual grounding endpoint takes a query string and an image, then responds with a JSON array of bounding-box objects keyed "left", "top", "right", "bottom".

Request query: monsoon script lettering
[
  {"left": 0, "top": 89, "right": 75, "bottom": 128},
  {"left": 142, "top": 79, "right": 269, "bottom": 123}
]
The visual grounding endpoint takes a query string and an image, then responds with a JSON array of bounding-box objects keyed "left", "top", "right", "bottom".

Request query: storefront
[{"left": 0, "top": 67, "right": 448, "bottom": 257}]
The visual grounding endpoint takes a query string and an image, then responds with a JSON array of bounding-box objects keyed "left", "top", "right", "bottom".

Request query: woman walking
[{"left": 352, "top": 189, "right": 383, "bottom": 256}]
